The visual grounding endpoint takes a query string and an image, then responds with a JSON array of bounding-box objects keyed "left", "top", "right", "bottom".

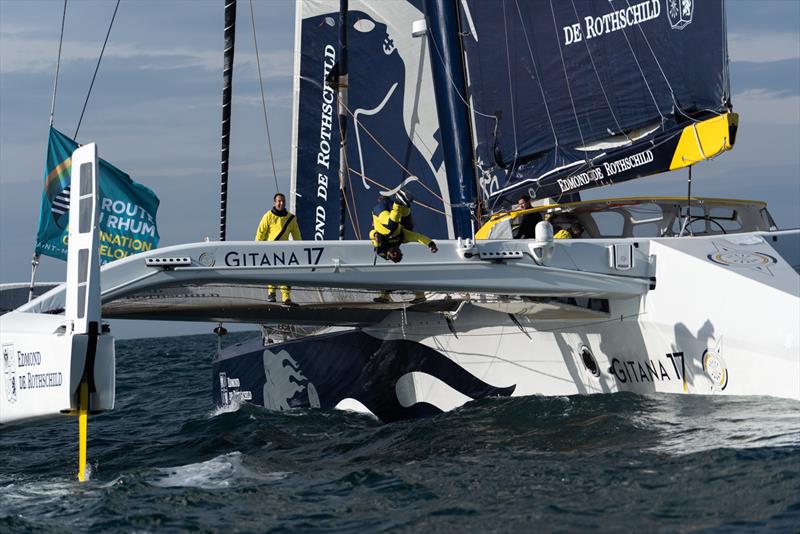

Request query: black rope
[
  {"left": 74, "top": 0, "right": 121, "bottom": 140},
  {"left": 248, "top": 0, "right": 279, "bottom": 193},
  {"left": 49, "top": 0, "right": 67, "bottom": 127}
]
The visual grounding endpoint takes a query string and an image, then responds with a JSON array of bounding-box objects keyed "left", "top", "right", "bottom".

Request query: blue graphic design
[{"left": 294, "top": 6, "right": 449, "bottom": 241}]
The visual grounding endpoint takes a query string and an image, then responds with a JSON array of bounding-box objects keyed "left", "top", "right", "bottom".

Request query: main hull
[{"left": 213, "top": 231, "right": 800, "bottom": 422}]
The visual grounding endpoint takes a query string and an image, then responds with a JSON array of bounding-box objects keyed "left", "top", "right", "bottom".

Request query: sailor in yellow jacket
[
  {"left": 370, "top": 190, "right": 437, "bottom": 303},
  {"left": 554, "top": 222, "right": 584, "bottom": 240},
  {"left": 255, "top": 193, "right": 302, "bottom": 306}
]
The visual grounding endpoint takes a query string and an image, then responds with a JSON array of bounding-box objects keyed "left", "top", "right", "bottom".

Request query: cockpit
[{"left": 476, "top": 197, "right": 779, "bottom": 240}]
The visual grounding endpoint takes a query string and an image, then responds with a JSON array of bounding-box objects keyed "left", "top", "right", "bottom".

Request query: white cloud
[
  {"left": 728, "top": 32, "right": 800, "bottom": 62},
  {"left": 0, "top": 33, "right": 292, "bottom": 78},
  {"left": 734, "top": 90, "right": 800, "bottom": 126}
]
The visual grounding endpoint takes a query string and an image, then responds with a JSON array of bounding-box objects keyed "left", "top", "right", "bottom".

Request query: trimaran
[{"left": 3, "top": 0, "right": 799, "bottom": 441}]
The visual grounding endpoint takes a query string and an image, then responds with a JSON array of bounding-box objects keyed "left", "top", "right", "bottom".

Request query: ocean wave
[{"left": 149, "top": 451, "right": 290, "bottom": 490}]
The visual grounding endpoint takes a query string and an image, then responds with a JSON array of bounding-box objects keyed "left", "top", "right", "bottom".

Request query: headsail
[
  {"left": 291, "top": 0, "right": 454, "bottom": 240},
  {"left": 459, "top": 0, "right": 735, "bottom": 208}
]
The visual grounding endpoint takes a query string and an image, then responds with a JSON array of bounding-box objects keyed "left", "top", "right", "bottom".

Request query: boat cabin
[{"left": 476, "top": 197, "right": 778, "bottom": 240}]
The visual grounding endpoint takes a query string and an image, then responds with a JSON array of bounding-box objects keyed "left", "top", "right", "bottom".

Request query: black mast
[
  {"left": 337, "top": 0, "right": 349, "bottom": 240},
  {"left": 219, "top": 0, "right": 237, "bottom": 241},
  {"left": 423, "top": 0, "right": 475, "bottom": 238}
]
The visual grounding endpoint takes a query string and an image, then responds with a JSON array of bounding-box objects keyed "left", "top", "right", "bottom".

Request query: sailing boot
[
  {"left": 373, "top": 290, "right": 391, "bottom": 303},
  {"left": 281, "top": 286, "right": 297, "bottom": 307}
]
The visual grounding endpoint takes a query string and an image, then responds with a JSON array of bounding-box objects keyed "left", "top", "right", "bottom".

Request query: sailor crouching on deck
[
  {"left": 255, "top": 192, "right": 301, "bottom": 306},
  {"left": 370, "top": 190, "right": 438, "bottom": 304}
]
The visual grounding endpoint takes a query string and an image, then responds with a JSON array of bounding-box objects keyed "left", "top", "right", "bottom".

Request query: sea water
[{"left": 1, "top": 332, "right": 798, "bottom": 532}]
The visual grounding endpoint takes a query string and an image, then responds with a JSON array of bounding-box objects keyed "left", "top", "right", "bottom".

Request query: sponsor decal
[
  {"left": 314, "top": 44, "right": 337, "bottom": 240},
  {"left": 563, "top": 0, "right": 661, "bottom": 46},
  {"left": 2, "top": 346, "right": 63, "bottom": 395},
  {"left": 668, "top": 0, "right": 693, "bottom": 30},
  {"left": 218, "top": 372, "right": 252, "bottom": 405},
  {"left": 702, "top": 338, "right": 728, "bottom": 391},
  {"left": 707, "top": 242, "right": 778, "bottom": 276},
  {"left": 224, "top": 247, "right": 325, "bottom": 270},
  {"left": 3, "top": 344, "right": 17, "bottom": 404},
  {"left": 198, "top": 252, "right": 215, "bottom": 267},
  {"left": 557, "top": 149, "right": 655, "bottom": 193},
  {"left": 608, "top": 356, "right": 678, "bottom": 383},
  {"left": 557, "top": 167, "right": 605, "bottom": 193}
]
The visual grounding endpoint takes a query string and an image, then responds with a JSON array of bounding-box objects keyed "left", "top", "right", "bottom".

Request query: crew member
[
  {"left": 255, "top": 192, "right": 301, "bottom": 306},
  {"left": 370, "top": 190, "right": 438, "bottom": 303},
  {"left": 554, "top": 222, "right": 584, "bottom": 239},
  {"left": 512, "top": 194, "right": 543, "bottom": 239}
]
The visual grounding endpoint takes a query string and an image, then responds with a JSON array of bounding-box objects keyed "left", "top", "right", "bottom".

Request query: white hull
[{"left": 17, "top": 222, "right": 799, "bottom": 420}]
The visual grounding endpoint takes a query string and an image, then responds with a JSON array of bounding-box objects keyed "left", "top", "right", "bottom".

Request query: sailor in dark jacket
[{"left": 512, "top": 193, "right": 543, "bottom": 239}]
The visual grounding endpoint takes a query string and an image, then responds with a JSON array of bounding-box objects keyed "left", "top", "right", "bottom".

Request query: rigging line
[
  {"left": 342, "top": 100, "right": 445, "bottom": 203},
  {"left": 513, "top": 0, "right": 557, "bottom": 147},
  {"left": 501, "top": 0, "right": 519, "bottom": 162},
  {"left": 548, "top": 0, "right": 586, "bottom": 148},
  {"left": 721, "top": 0, "right": 731, "bottom": 104},
  {"left": 568, "top": 0, "right": 629, "bottom": 142},
  {"left": 249, "top": 0, "right": 279, "bottom": 192},
  {"left": 623, "top": 0, "right": 680, "bottom": 106},
  {"left": 347, "top": 168, "right": 447, "bottom": 216},
  {"left": 426, "top": 31, "right": 498, "bottom": 121},
  {"left": 337, "top": 105, "right": 362, "bottom": 239},
  {"left": 612, "top": 0, "right": 665, "bottom": 124},
  {"left": 486, "top": 4, "right": 524, "bottom": 213},
  {"left": 340, "top": 175, "right": 360, "bottom": 239},
  {"left": 49, "top": 0, "right": 68, "bottom": 127},
  {"left": 32, "top": 0, "right": 69, "bottom": 301},
  {"left": 74, "top": 0, "right": 120, "bottom": 140},
  {"left": 344, "top": 153, "right": 363, "bottom": 239}
]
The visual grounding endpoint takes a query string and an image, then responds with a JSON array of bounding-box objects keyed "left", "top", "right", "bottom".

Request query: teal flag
[{"left": 35, "top": 127, "right": 160, "bottom": 263}]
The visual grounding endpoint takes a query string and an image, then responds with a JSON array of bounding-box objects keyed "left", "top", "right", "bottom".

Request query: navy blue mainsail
[{"left": 458, "top": 0, "right": 732, "bottom": 207}]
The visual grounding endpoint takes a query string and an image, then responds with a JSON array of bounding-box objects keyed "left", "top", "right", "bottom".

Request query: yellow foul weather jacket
[
  {"left": 255, "top": 208, "right": 302, "bottom": 241},
  {"left": 370, "top": 200, "right": 431, "bottom": 249}
]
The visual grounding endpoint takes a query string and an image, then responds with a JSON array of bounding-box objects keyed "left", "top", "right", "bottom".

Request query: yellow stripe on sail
[{"left": 669, "top": 112, "right": 738, "bottom": 170}]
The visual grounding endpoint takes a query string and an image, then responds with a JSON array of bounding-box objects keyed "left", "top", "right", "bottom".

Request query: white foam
[
  {"left": 207, "top": 396, "right": 244, "bottom": 418},
  {"left": 150, "top": 452, "right": 289, "bottom": 489}
]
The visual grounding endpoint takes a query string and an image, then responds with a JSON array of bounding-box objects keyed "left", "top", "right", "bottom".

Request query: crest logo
[
  {"left": 668, "top": 0, "right": 693, "bottom": 30},
  {"left": 707, "top": 242, "right": 778, "bottom": 276},
  {"left": 702, "top": 338, "right": 728, "bottom": 391},
  {"left": 3, "top": 344, "right": 17, "bottom": 403}
]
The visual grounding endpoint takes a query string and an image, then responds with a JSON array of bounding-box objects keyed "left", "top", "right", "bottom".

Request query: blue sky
[{"left": 1, "top": 0, "right": 798, "bottom": 338}]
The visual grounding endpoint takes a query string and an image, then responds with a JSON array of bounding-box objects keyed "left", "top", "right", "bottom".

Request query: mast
[
  {"left": 423, "top": 0, "right": 476, "bottom": 239},
  {"left": 219, "top": 0, "right": 237, "bottom": 241},
  {"left": 337, "top": 0, "right": 349, "bottom": 240}
]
